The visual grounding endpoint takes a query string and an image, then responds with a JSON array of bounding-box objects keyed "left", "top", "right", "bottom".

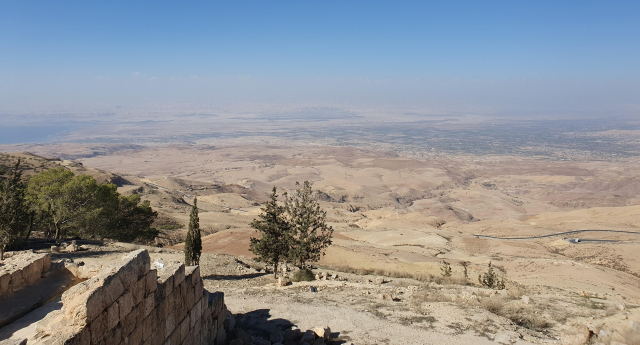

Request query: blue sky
[{"left": 1, "top": 1, "right": 639, "bottom": 114}]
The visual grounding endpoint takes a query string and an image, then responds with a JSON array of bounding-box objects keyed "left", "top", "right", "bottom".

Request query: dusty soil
[
  {"left": 2, "top": 144, "right": 640, "bottom": 343},
  {"left": 10, "top": 242, "right": 633, "bottom": 345}
]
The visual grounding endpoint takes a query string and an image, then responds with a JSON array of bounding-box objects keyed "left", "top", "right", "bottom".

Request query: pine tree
[
  {"left": 284, "top": 181, "right": 333, "bottom": 269},
  {"left": 0, "top": 161, "right": 28, "bottom": 260},
  {"left": 249, "top": 187, "right": 292, "bottom": 278},
  {"left": 185, "top": 198, "right": 202, "bottom": 266}
]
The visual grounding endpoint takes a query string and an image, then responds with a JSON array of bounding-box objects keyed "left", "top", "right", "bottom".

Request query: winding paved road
[{"left": 474, "top": 229, "right": 640, "bottom": 240}]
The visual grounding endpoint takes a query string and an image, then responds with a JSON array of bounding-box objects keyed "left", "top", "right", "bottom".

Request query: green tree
[
  {"left": 0, "top": 161, "right": 29, "bottom": 260},
  {"left": 249, "top": 187, "right": 292, "bottom": 278},
  {"left": 26, "top": 168, "right": 115, "bottom": 239},
  {"left": 284, "top": 181, "right": 333, "bottom": 269},
  {"left": 104, "top": 194, "right": 158, "bottom": 243},
  {"left": 185, "top": 198, "right": 202, "bottom": 266},
  {"left": 25, "top": 168, "right": 158, "bottom": 243}
]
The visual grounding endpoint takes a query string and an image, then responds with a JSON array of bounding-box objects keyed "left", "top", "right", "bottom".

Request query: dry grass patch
[
  {"left": 321, "top": 264, "right": 471, "bottom": 286},
  {"left": 480, "top": 296, "right": 550, "bottom": 331}
]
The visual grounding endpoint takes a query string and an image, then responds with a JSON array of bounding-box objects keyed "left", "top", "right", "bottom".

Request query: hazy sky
[{"left": 1, "top": 1, "right": 639, "bottom": 115}]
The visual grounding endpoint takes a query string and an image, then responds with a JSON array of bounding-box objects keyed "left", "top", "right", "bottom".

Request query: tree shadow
[
  {"left": 202, "top": 272, "right": 268, "bottom": 281},
  {"left": 233, "top": 309, "right": 348, "bottom": 345}
]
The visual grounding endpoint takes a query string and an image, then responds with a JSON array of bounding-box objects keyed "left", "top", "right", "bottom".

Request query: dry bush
[
  {"left": 321, "top": 264, "right": 473, "bottom": 286},
  {"left": 480, "top": 297, "right": 550, "bottom": 331},
  {"left": 291, "top": 268, "right": 315, "bottom": 282}
]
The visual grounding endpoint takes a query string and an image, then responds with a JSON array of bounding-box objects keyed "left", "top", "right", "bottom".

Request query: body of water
[{"left": 0, "top": 125, "right": 75, "bottom": 144}]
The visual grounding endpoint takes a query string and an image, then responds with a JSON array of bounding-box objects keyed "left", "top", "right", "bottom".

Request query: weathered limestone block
[
  {"left": 43, "top": 253, "right": 51, "bottom": 272},
  {"left": 156, "top": 273, "right": 174, "bottom": 301},
  {"left": 106, "top": 300, "right": 120, "bottom": 330},
  {"left": 61, "top": 268, "right": 124, "bottom": 324},
  {"left": 143, "top": 293, "right": 155, "bottom": 318},
  {"left": 0, "top": 272, "right": 10, "bottom": 295},
  {"left": 122, "top": 304, "right": 140, "bottom": 337},
  {"left": 185, "top": 265, "right": 200, "bottom": 286},
  {"left": 104, "top": 325, "right": 123, "bottom": 345},
  {"left": 179, "top": 317, "right": 189, "bottom": 342},
  {"left": 9, "top": 269, "right": 25, "bottom": 292},
  {"left": 132, "top": 275, "right": 146, "bottom": 305},
  {"left": 90, "top": 310, "right": 109, "bottom": 344},
  {"left": 118, "top": 249, "right": 151, "bottom": 291}
]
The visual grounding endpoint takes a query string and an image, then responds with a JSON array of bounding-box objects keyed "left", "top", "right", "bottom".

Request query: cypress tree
[
  {"left": 185, "top": 198, "right": 202, "bottom": 266},
  {"left": 285, "top": 181, "right": 333, "bottom": 269},
  {"left": 249, "top": 187, "right": 292, "bottom": 278}
]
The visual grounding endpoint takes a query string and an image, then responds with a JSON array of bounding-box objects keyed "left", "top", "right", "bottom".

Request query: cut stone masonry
[
  {"left": 30, "top": 249, "right": 227, "bottom": 345},
  {"left": 0, "top": 251, "right": 51, "bottom": 296}
]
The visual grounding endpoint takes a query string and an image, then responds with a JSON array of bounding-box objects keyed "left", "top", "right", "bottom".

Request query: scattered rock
[
  {"left": 301, "top": 330, "right": 316, "bottom": 343},
  {"left": 561, "top": 325, "right": 592, "bottom": 345},
  {"left": 285, "top": 327, "right": 301, "bottom": 340},
  {"left": 494, "top": 331, "right": 521, "bottom": 344},
  {"left": 270, "top": 331, "right": 284, "bottom": 343},
  {"left": 65, "top": 243, "right": 78, "bottom": 253},
  {"left": 313, "top": 326, "right": 331, "bottom": 340},
  {"left": 375, "top": 277, "right": 385, "bottom": 284},
  {"left": 251, "top": 337, "right": 270, "bottom": 345},
  {"left": 50, "top": 246, "right": 60, "bottom": 253},
  {"left": 380, "top": 294, "right": 393, "bottom": 301}
]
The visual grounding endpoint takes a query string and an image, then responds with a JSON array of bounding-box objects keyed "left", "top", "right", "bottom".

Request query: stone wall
[
  {"left": 0, "top": 251, "right": 51, "bottom": 296},
  {"left": 32, "top": 249, "right": 227, "bottom": 345}
]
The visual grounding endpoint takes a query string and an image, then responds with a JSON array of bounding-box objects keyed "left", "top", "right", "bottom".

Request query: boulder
[
  {"left": 561, "top": 325, "right": 592, "bottom": 345},
  {"left": 284, "top": 327, "right": 301, "bottom": 340},
  {"left": 313, "top": 326, "right": 331, "bottom": 340},
  {"left": 301, "top": 330, "right": 316, "bottom": 343},
  {"left": 270, "top": 331, "right": 284, "bottom": 343},
  {"left": 224, "top": 316, "right": 236, "bottom": 332},
  {"left": 277, "top": 277, "right": 289, "bottom": 287}
]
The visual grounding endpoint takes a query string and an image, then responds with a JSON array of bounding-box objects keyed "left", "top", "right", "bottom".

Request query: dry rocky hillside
[{"left": 1, "top": 145, "right": 640, "bottom": 344}]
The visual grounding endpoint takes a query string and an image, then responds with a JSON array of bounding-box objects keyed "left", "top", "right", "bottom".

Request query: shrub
[
  {"left": 440, "top": 260, "right": 452, "bottom": 277},
  {"left": 479, "top": 262, "right": 505, "bottom": 289},
  {"left": 291, "top": 268, "right": 315, "bottom": 282}
]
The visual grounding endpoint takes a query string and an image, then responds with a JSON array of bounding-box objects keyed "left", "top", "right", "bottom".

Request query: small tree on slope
[
  {"left": 285, "top": 181, "right": 333, "bottom": 269},
  {"left": 185, "top": 198, "right": 202, "bottom": 266},
  {"left": 249, "top": 187, "right": 292, "bottom": 278}
]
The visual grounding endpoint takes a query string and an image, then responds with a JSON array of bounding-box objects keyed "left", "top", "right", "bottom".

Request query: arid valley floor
[{"left": 2, "top": 139, "right": 640, "bottom": 344}]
